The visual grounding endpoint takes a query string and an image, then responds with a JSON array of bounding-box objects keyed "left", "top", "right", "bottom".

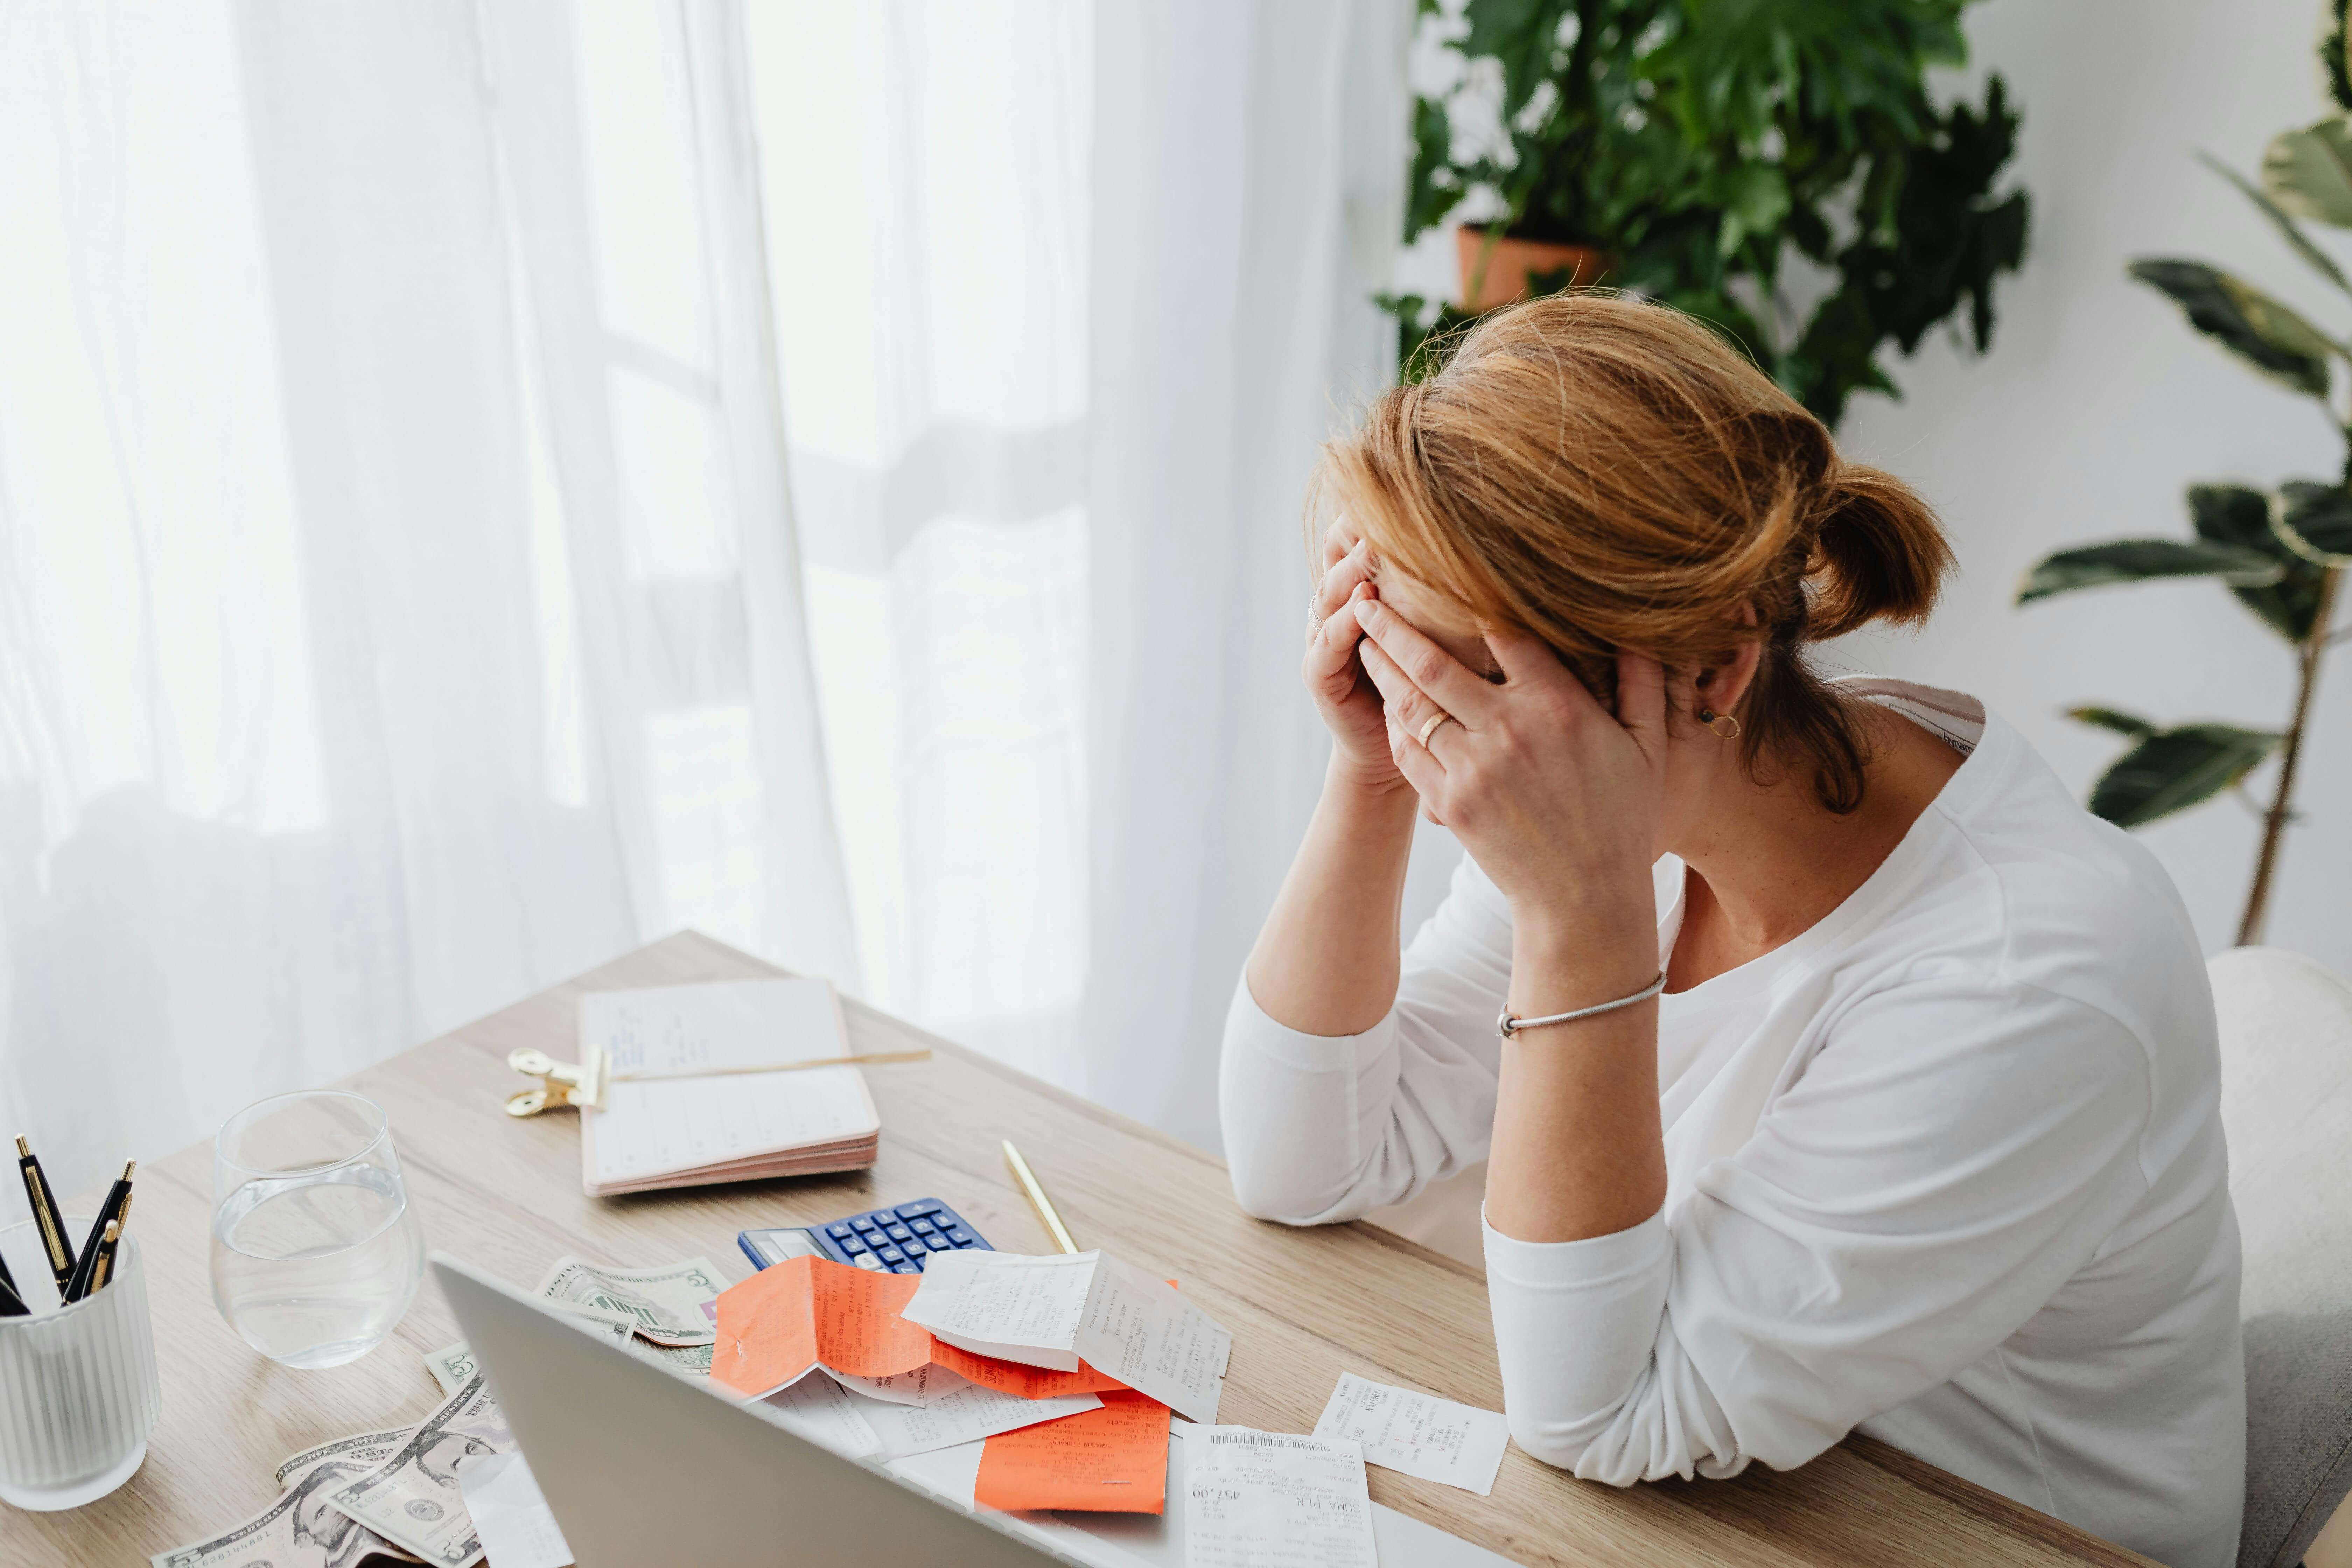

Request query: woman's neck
[{"left": 1664, "top": 706, "right": 1963, "bottom": 991}]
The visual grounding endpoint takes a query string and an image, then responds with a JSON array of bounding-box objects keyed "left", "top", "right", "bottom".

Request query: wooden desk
[{"left": 12, "top": 933, "right": 2155, "bottom": 1568}]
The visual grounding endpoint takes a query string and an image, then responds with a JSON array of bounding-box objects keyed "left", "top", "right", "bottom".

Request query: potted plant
[
  {"left": 1388, "top": 0, "right": 2030, "bottom": 426},
  {"left": 2016, "top": 8, "right": 2352, "bottom": 946}
]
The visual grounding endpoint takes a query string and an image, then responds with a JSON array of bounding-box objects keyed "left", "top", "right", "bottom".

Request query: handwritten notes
[
  {"left": 1182, "top": 1427, "right": 1376, "bottom": 1568},
  {"left": 578, "top": 979, "right": 878, "bottom": 1195},
  {"left": 975, "top": 1391, "right": 1173, "bottom": 1514},
  {"left": 1312, "top": 1373, "right": 1509, "bottom": 1496},
  {"left": 903, "top": 1251, "right": 1229, "bottom": 1424}
]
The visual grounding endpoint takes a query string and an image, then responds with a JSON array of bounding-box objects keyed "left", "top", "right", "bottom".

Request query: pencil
[{"left": 1003, "top": 1140, "right": 1080, "bottom": 1254}]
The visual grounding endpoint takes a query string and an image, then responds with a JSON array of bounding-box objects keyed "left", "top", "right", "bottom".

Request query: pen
[
  {"left": 16, "top": 1135, "right": 75, "bottom": 1298},
  {"left": 80, "top": 1221, "right": 120, "bottom": 1299},
  {"left": 1003, "top": 1140, "right": 1080, "bottom": 1254},
  {"left": 0, "top": 1271, "right": 25, "bottom": 1318},
  {"left": 63, "top": 1161, "right": 134, "bottom": 1304}
]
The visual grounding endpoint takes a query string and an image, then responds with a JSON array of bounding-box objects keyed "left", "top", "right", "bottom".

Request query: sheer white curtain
[
  {"left": 0, "top": 0, "right": 854, "bottom": 1198},
  {"left": 751, "top": 0, "right": 1425, "bottom": 1146},
  {"left": 1, "top": 0, "right": 1424, "bottom": 1197}
]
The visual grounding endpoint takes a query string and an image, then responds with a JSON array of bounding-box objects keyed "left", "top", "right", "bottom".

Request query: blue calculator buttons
[{"left": 794, "top": 1198, "right": 995, "bottom": 1274}]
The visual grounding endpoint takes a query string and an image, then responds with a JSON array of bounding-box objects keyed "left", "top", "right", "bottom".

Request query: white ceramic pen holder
[{"left": 0, "top": 1216, "right": 160, "bottom": 1510}]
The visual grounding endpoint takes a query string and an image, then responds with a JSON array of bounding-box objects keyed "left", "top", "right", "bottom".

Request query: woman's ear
[{"left": 1696, "top": 604, "right": 1764, "bottom": 716}]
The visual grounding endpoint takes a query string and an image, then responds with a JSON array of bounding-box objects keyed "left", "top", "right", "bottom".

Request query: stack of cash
[{"left": 150, "top": 1256, "right": 726, "bottom": 1568}]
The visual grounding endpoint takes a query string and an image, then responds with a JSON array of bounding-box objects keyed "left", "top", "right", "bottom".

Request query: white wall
[{"left": 1836, "top": 0, "right": 2352, "bottom": 971}]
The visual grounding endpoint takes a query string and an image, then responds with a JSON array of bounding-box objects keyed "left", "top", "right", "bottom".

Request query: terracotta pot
[{"left": 1456, "top": 224, "right": 1610, "bottom": 313}]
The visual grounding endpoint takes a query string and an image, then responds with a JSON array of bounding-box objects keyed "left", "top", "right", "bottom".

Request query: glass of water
[{"left": 211, "top": 1089, "right": 424, "bottom": 1369}]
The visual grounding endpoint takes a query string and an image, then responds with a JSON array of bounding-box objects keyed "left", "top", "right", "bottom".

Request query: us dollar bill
[
  {"left": 150, "top": 1428, "right": 419, "bottom": 1568},
  {"left": 533, "top": 1254, "right": 724, "bottom": 1345},
  {"left": 325, "top": 1374, "right": 511, "bottom": 1568},
  {"left": 422, "top": 1301, "right": 639, "bottom": 1395}
]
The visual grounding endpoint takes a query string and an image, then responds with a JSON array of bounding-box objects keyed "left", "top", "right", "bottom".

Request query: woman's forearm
[
  {"left": 1483, "top": 921, "right": 1667, "bottom": 1243},
  {"left": 1242, "top": 758, "right": 1422, "bottom": 1036}
]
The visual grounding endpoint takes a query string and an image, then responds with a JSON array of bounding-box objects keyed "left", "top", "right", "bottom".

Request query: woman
[{"left": 1222, "top": 293, "right": 2243, "bottom": 1568}]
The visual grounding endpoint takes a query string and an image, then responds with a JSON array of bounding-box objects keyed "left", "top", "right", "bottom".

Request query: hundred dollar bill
[
  {"left": 151, "top": 1427, "right": 418, "bottom": 1568},
  {"left": 533, "top": 1254, "right": 724, "bottom": 1345},
  {"left": 325, "top": 1374, "right": 511, "bottom": 1568},
  {"left": 423, "top": 1301, "right": 639, "bottom": 1395}
]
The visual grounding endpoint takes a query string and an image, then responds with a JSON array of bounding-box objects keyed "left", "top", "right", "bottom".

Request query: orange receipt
[
  {"left": 713, "top": 1254, "right": 1139, "bottom": 1403},
  {"left": 974, "top": 1390, "right": 1173, "bottom": 1514},
  {"left": 713, "top": 1254, "right": 931, "bottom": 1397}
]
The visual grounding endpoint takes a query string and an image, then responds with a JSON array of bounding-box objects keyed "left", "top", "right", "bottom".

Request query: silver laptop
[{"left": 433, "top": 1253, "right": 1080, "bottom": 1567}]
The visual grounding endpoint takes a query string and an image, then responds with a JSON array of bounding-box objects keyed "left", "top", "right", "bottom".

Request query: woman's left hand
[{"left": 1351, "top": 597, "right": 1666, "bottom": 961}]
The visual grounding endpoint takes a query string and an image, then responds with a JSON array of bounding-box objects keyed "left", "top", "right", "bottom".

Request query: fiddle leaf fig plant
[{"left": 2017, "top": 7, "right": 2352, "bottom": 944}]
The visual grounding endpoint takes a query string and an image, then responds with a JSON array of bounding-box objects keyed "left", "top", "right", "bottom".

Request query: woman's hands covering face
[
  {"left": 1352, "top": 596, "right": 1668, "bottom": 949},
  {"left": 1300, "top": 519, "right": 1404, "bottom": 789}
]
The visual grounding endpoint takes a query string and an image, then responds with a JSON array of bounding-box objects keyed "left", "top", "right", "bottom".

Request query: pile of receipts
[{"left": 153, "top": 1244, "right": 1521, "bottom": 1568}]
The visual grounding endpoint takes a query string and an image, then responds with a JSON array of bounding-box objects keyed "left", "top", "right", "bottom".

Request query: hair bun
[{"left": 1803, "top": 463, "right": 1952, "bottom": 640}]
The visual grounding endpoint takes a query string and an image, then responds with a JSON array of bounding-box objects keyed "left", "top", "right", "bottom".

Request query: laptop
[{"left": 433, "top": 1253, "right": 1088, "bottom": 1567}]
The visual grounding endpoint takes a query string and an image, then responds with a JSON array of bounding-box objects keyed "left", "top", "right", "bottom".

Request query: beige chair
[{"left": 2212, "top": 946, "right": 2352, "bottom": 1568}]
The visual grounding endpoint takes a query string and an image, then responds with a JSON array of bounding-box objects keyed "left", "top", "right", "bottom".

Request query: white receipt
[
  {"left": 458, "top": 1452, "right": 575, "bottom": 1568},
  {"left": 904, "top": 1250, "right": 1230, "bottom": 1424},
  {"left": 903, "top": 1251, "right": 1101, "bottom": 1367},
  {"left": 860, "top": 1380, "right": 1101, "bottom": 1460},
  {"left": 1313, "top": 1372, "right": 1509, "bottom": 1496},
  {"left": 763, "top": 1371, "right": 883, "bottom": 1459},
  {"left": 1182, "top": 1427, "right": 1376, "bottom": 1568},
  {"left": 826, "top": 1362, "right": 974, "bottom": 1407}
]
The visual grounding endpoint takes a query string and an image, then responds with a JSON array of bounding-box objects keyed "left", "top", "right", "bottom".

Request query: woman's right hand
[{"left": 1302, "top": 519, "right": 1402, "bottom": 790}]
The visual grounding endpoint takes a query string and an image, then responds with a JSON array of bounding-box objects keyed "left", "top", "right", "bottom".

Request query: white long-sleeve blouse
[{"left": 1220, "top": 680, "right": 2244, "bottom": 1568}]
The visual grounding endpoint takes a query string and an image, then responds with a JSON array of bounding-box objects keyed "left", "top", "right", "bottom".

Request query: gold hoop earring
[{"left": 1696, "top": 707, "right": 1742, "bottom": 740}]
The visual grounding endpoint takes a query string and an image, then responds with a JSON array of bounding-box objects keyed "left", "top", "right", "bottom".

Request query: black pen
[
  {"left": 0, "top": 1270, "right": 26, "bottom": 1318},
  {"left": 63, "top": 1161, "right": 134, "bottom": 1304},
  {"left": 16, "top": 1135, "right": 74, "bottom": 1298},
  {"left": 79, "top": 1221, "right": 120, "bottom": 1299}
]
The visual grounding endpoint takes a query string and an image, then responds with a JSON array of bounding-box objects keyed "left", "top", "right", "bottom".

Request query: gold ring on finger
[{"left": 1418, "top": 711, "right": 1454, "bottom": 748}]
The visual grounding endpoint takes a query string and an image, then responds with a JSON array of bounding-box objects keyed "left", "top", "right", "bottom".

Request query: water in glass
[{"left": 211, "top": 1090, "right": 424, "bottom": 1369}]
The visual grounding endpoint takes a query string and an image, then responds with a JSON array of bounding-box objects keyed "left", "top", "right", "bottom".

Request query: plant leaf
[
  {"left": 2276, "top": 479, "right": 2352, "bottom": 567},
  {"left": 2087, "top": 724, "right": 2284, "bottom": 828},
  {"left": 2203, "top": 150, "right": 2352, "bottom": 299},
  {"left": 2262, "top": 117, "right": 2352, "bottom": 228},
  {"left": 2015, "top": 538, "right": 2285, "bottom": 604},
  {"left": 2067, "top": 706, "right": 2157, "bottom": 739},
  {"left": 2129, "top": 259, "right": 2337, "bottom": 394},
  {"left": 2189, "top": 484, "right": 2332, "bottom": 639}
]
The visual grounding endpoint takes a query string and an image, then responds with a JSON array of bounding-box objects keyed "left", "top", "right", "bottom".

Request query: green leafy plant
[
  {"left": 1388, "top": 0, "right": 2030, "bottom": 425},
  {"left": 2016, "top": 9, "right": 2352, "bottom": 945}
]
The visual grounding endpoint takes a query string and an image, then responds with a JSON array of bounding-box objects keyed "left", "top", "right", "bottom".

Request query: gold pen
[
  {"left": 16, "top": 1135, "right": 74, "bottom": 1297},
  {"left": 1003, "top": 1140, "right": 1080, "bottom": 1254}
]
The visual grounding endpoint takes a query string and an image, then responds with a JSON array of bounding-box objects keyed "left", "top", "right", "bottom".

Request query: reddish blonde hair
[{"left": 1318, "top": 291, "right": 1952, "bottom": 813}]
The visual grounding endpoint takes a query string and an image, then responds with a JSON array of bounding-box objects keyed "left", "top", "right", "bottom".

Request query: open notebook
[{"left": 576, "top": 978, "right": 880, "bottom": 1197}]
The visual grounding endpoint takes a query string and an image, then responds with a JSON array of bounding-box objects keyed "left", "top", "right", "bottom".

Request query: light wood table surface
[{"left": 12, "top": 931, "right": 2158, "bottom": 1568}]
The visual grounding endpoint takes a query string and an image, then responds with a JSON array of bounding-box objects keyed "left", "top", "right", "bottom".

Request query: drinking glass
[{"left": 210, "top": 1090, "right": 424, "bottom": 1368}]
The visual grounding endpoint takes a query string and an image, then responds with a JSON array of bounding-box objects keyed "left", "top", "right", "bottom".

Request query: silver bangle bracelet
[{"left": 1497, "top": 972, "right": 1667, "bottom": 1037}]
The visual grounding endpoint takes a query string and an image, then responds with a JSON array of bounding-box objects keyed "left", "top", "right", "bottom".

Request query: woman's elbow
[{"left": 1224, "top": 1153, "right": 1334, "bottom": 1225}]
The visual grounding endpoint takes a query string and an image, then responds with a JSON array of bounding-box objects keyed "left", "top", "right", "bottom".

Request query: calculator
[{"left": 739, "top": 1197, "right": 994, "bottom": 1276}]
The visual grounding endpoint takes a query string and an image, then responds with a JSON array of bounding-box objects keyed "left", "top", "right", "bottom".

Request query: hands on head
[{"left": 1303, "top": 517, "right": 1702, "bottom": 953}]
